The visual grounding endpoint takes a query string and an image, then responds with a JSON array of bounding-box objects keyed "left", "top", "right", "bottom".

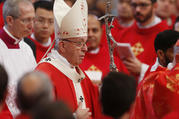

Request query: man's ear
[
  {"left": 58, "top": 41, "right": 65, "bottom": 53},
  {"left": 157, "top": 49, "right": 166, "bottom": 66},
  {"left": 6, "top": 16, "right": 14, "bottom": 27},
  {"left": 157, "top": 49, "right": 164, "bottom": 59}
]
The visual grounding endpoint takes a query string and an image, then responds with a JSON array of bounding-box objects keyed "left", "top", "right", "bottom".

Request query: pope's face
[{"left": 61, "top": 37, "right": 88, "bottom": 66}]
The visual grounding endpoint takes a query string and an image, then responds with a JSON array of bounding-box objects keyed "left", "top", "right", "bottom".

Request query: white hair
[{"left": 3, "top": 0, "right": 32, "bottom": 25}]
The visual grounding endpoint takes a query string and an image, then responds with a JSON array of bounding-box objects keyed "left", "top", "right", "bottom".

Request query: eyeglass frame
[
  {"left": 12, "top": 15, "right": 35, "bottom": 25},
  {"left": 35, "top": 16, "right": 54, "bottom": 25}
]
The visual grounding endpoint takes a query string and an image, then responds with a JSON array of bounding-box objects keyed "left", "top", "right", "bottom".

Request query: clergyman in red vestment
[{"left": 36, "top": 0, "right": 102, "bottom": 118}]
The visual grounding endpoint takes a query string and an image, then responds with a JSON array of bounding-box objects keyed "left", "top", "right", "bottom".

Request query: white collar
[
  {"left": 31, "top": 33, "right": 51, "bottom": 47},
  {"left": 44, "top": 49, "right": 85, "bottom": 83},
  {"left": 89, "top": 47, "right": 100, "bottom": 54},
  {"left": 48, "top": 49, "right": 75, "bottom": 68},
  {"left": 3, "top": 26, "right": 22, "bottom": 44},
  {"left": 150, "top": 58, "right": 162, "bottom": 71},
  {"left": 137, "top": 16, "right": 161, "bottom": 29},
  {"left": 167, "top": 62, "right": 174, "bottom": 70}
]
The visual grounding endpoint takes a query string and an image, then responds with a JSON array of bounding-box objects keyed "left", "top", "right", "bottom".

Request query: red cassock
[
  {"left": 27, "top": 35, "right": 54, "bottom": 63},
  {"left": 35, "top": 58, "right": 102, "bottom": 119},
  {"left": 80, "top": 43, "right": 129, "bottom": 79},
  {"left": 117, "top": 21, "right": 169, "bottom": 65},
  {"left": 130, "top": 63, "right": 179, "bottom": 119}
]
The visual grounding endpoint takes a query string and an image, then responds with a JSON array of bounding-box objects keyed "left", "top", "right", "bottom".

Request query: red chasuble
[
  {"left": 28, "top": 35, "right": 54, "bottom": 63},
  {"left": 80, "top": 43, "right": 129, "bottom": 79},
  {"left": 130, "top": 63, "right": 179, "bottom": 119},
  {"left": 162, "top": 109, "right": 179, "bottom": 119},
  {"left": 137, "top": 58, "right": 166, "bottom": 91},
  {"left": 117, "top": 21, "right": 169, "bottom": 65},
  {"left": 35, "top": 61, "right": 102, "bottom": 119}
]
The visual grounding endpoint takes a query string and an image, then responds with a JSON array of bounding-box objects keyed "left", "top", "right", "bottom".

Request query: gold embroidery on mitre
[
  {"left": 131, "top": 42, "right": 144, "bottom": 56},
  {"left": 88, "top": 65, "right": 101, "bottom": 72}
]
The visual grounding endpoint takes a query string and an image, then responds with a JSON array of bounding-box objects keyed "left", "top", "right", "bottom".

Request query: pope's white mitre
[{"left": 54, "top": 0, "right": 88, "bottom": 39}]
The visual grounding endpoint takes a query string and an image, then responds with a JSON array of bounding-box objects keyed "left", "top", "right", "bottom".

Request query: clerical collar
[
  {"left": 48, "top": 49, "right": 75, "bottom": 68},
  {"left": 3, "top": 26, "right": 22, "bottom": 44},
  {"left": 31, "top": 33, "right": 51, "bottom": 47},
  {"left": 89, "top": 47, "right": 100, "bottom": 54},
  {"left": 137, "top": 16, "right": 161, "bottom": 29}
]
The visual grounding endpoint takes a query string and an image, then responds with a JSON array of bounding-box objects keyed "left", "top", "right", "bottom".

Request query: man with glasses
[
  {"left": 116, "top": 0, "right": 169, "bottom": 82},
  {"left": 0, "top": 0, "right": 36, "bottom": 117},
  {"left": 25, "top": 0, "right": 55, "bottom": 63},
  {"left": 101, "top": 0, "right": 134, "bottom": 48},
  {"left": 36, "top": 0, "right": 102, "bottom": 119}
]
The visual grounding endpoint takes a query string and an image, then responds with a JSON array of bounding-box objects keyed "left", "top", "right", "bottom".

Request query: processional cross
[{"left": 99, "top": 0, "right": 118, "bottom": 72}]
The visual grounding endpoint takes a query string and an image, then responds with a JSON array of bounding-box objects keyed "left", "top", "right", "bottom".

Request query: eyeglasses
[
  {"left": 18, "top": 17, "right": 35, "bottom": 24},
  {"left": 35, "top": 17, "right": 54, "bottom": 25},
  {"left": 131, "top": 2, "right": 152, "bottom": 9},
  {"left": 62, "top": 39, "right": 87, "bottom": 48}
]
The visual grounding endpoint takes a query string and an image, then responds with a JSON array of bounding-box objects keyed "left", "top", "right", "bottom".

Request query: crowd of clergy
[{"left": 1, "top": 0, "right": 179, "bottom": 118}]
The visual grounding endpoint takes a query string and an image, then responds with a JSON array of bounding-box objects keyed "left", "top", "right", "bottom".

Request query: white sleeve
[
  {"left": 31, "top": 55, "right": 37, "bottom": 69},
  {"left": 0, "top": 42, "right": 4, "bottom": 65},
  {"left": 24, "top": 41, "right": 37, "bottom": 69},
  {"left": 138, "top": 63, "right": 149, "bottom": 83}
]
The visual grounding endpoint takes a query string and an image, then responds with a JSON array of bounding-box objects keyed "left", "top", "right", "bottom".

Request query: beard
[{"left": 134, "top": 8, "right": 153, "bottom": 23}]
